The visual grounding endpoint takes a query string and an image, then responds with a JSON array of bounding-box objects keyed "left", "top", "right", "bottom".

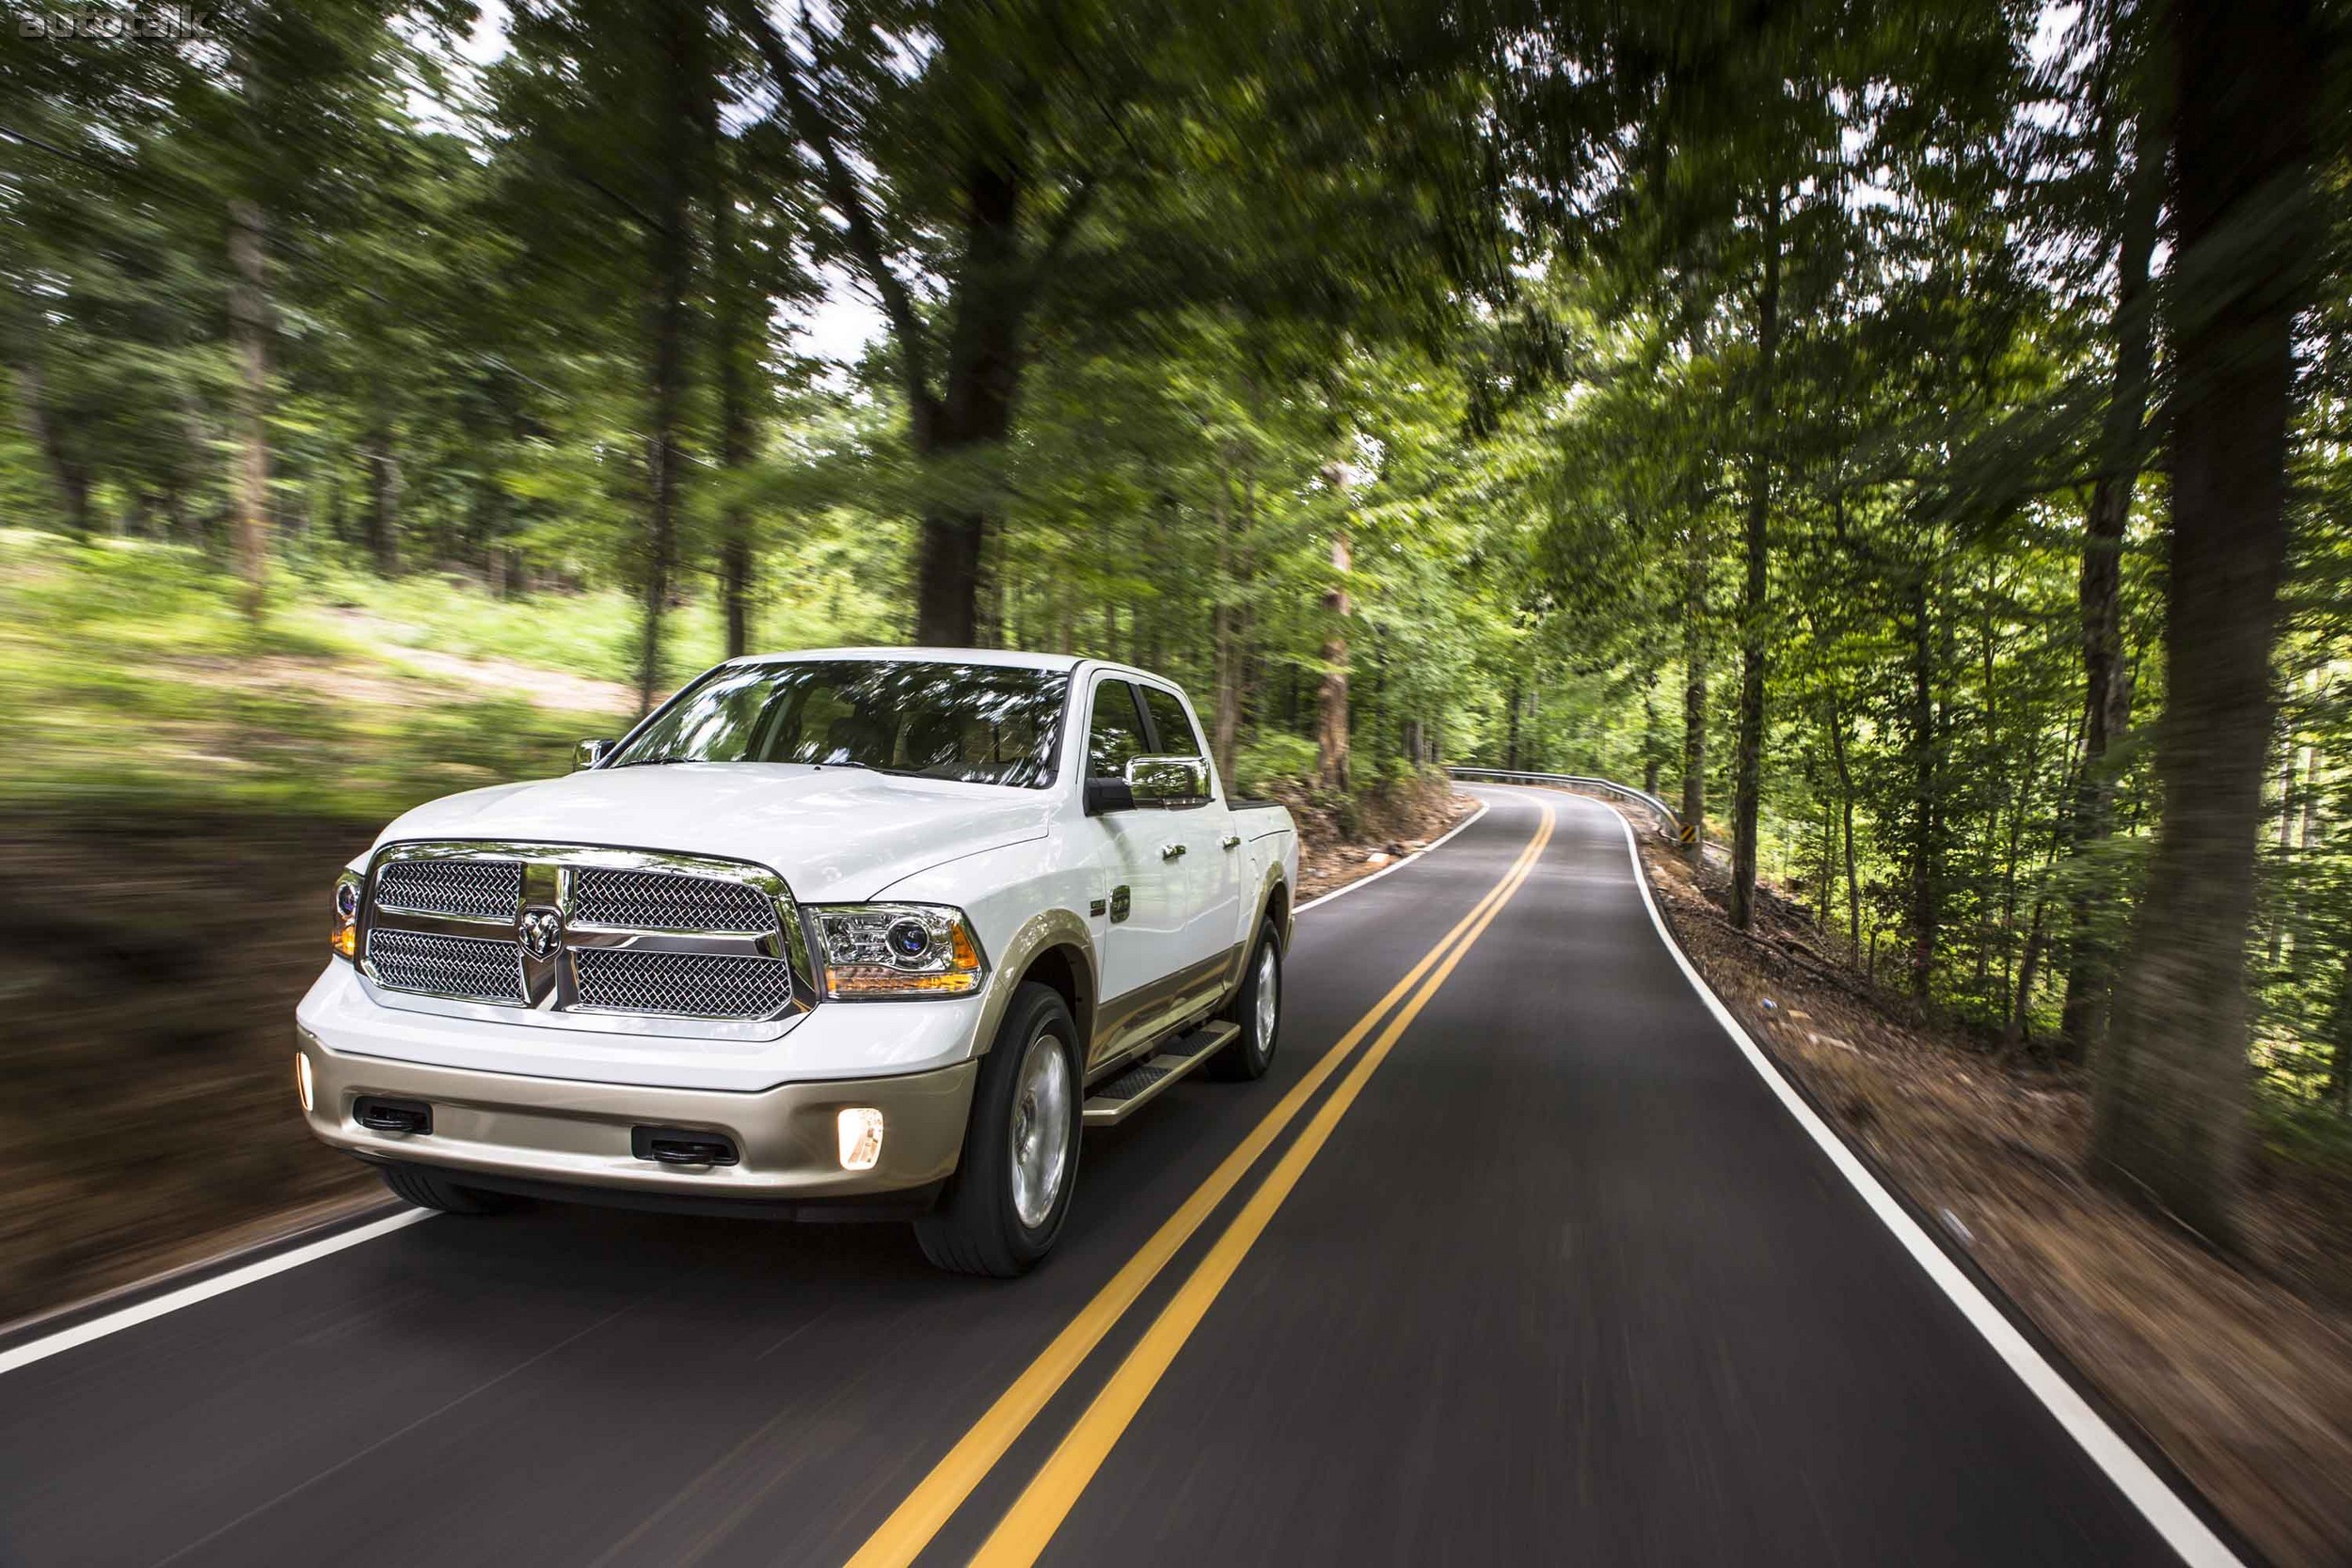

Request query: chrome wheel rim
[
  {"left": 1253, "top": 944, "right": 1279, "bottom": 1053},
  {"left": 1009, "top": 1031, "right": 1073, "bottom": 1230}
]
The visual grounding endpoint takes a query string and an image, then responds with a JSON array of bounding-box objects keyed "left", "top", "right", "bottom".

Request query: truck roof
[{"left": 722, "top": 647, "right": 1166, "bottom": 682}]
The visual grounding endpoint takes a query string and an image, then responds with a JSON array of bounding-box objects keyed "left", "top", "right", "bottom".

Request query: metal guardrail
[{"left": 1445, "top": 767, "right": 1692, "bottom": 843}]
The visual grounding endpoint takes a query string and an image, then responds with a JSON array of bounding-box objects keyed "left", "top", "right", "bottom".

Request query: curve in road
[{"left": 0, "top": 788, "right": 2223, "bottom": 1567}]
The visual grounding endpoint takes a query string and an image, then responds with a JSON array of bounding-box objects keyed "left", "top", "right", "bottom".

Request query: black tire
[
  {"left": 914, "top": 984, "right": 1084, "bottom": 1277},
  {"left": 1203, "top": 919, "right": 1281, "bottom": 1082},
  {"left": 380, "top": 1163, "right": 516, "bottom": 1215}
]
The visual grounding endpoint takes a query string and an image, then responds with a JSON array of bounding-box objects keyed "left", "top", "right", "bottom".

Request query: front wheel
[
  {"left": 1203, "top": 920, "right": 1281, "bottom": 1081},
  {"left": 914, "top": 983, "right": 1082, "bottom": 1277}
]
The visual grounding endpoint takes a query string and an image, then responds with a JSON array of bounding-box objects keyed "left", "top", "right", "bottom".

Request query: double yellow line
[{"left": 849, "top": 798, "right": 1557, "bottom": 1568}]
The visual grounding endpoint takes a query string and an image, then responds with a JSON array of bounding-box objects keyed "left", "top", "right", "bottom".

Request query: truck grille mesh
[
  {"left": 572, "top": 949, "right": 793, "bottom": 1019},
  {"left": 373, "top": 859, "right": 522, "bottom": 919},
  {"left": 367, "top": 929, "right": 524, "bottom": 1004},
  {"left": 570, "top": 868, "right": 775, "bottom": 932}
]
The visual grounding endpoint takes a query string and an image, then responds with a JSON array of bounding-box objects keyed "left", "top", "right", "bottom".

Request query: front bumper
[{"left": 298, "top": 1030, "right": 977, "bottom": 1202}]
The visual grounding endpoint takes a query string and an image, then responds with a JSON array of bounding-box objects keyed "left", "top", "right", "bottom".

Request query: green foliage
[
  {"left": 0, "top": 531, "right": 627, "bottom": 816},
  {"left": 1232, "top": 732, "right": 1318, "bottom": 797},
  {"left": 1, "top": 0, "right": 2348, "bottom": 1157}
]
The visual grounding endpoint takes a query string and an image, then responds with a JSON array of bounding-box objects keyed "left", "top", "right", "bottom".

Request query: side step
[{"left": 1082, "top": 1021, "right": 1238, "bottom": 1127}]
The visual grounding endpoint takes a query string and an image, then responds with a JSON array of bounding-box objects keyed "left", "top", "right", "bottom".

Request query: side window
[
  {"left": 1140, "top": 686, "right": 1206, "bottom": 759},
  {"left": 1086, "top": 680, "right": 1152, "bottom": 780}
]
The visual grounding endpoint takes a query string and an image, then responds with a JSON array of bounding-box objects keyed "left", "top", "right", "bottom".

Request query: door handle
[
  {"left": 1159, "top": 842, "right": 1186, "bottom": 861},
  {"left": 1220, "top": 833, "right": 1242, "bottom": 850}
]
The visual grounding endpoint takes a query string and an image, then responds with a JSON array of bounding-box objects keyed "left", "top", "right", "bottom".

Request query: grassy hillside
[{"left": 0, "top": 531, "right": 650, "bottom": 818}]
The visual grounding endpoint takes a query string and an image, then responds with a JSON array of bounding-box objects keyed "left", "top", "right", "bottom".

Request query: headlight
[
  {"left": 331, "top": 870, "right": 363, "bottom": 960},
  {"left": 809, "top": 904, "right": 986, "bottom": 999}
]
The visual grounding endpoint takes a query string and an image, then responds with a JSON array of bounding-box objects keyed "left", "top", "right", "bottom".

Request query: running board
[{"left": 1082, "top": 1022, "right": 1238, "bottom": 1127}]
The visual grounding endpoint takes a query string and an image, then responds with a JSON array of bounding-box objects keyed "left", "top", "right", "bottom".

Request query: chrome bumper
[{"left": 298, "top": 1030, "right": 977, "bottom": 1201}]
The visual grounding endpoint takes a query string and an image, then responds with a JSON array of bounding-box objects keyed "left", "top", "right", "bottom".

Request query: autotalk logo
[{"left": 14, "top": 6, "right": 212, "bottom": 40}]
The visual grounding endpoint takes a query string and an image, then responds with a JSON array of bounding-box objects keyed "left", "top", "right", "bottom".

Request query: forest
[{"left": 2, "top": 0, "right": 2347, "bottom": 1255}]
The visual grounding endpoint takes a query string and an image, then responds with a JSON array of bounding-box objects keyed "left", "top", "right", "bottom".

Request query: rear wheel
[
  {"left": 914, "top": 984, "right": 1081, "bottom": 1276},
  {"left": 380, "top": 1163, "right": 516, "bottom": 1215},
  {"left": 1203, "top": 920, "right": 1281, "bottom": 1081}
]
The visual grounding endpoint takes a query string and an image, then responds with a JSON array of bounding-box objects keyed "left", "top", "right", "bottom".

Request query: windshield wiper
[{"left": 812, "top": 760, "right": 920, "bottom": 776}]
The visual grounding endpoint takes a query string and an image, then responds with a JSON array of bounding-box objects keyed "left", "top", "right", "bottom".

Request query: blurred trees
[{"left": 4, "top": 0, "right": 2352, "bottom": 1234}]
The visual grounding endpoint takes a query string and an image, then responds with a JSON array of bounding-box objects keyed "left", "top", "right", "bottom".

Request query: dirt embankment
[
  {"left": 1604, "top": 797, "right": 2352, "bottom": 1567},
  {"left": 1263, "top": 771, "right": 1480, "bottom": 901},
  {"left": 0, "top": 814, "right": 389, "bottom": 1326}
]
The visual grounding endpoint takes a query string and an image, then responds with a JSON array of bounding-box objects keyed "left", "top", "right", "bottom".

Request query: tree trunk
[
  {"left": 1642, "top": 664, "right": 1661, "bottom": 796},
  {"left": 9, "top": 356, "right": 91, "bottom": 536},
  {"left": 228, "top": 198, "right": 272, "bottom": 620},
  {"left": 1211, "top": 467, "right": 1246, "bottom": 783},
  {"left": 2092, "top": 0, "right": 2314, "bottom": 1243},
  {"left": 714, "top": 188, "right": 756, "bottom": 658},
  {"left": 2010, "top": 899, "right": 2050, "bottom": 1048},
  {"left": 2059, "top": 98, "right": 2168, "bottom": 1064},
  {"left": 1828, "top": 691, "right": 1860, "bottom": 962},
  {"left": 1729, "top": 187, "right": 1781, "bottom": 929},
  {"left": 364, "top": 417, "right": 400, "bottom": 574},
  {"left": 1505, "top": 675, "right": 1523, "bottom": 771},
  {"left": 1316, "top": 528, "right": 1352, "bottom": 792},
  {"left": 637, "top": 3, "right": 697, "bottom": 716},
  {"left": 2267, "top": 738, "right": 2298, "bottom": 968},
  {"left": 914, "top": 161, "right": 1025, "bottom": 647},
  {"left": 1908, "top": 573, "right": 1941, "bottom": 1000},
  {"left": 2327, "top": 957, "right": 2352, "bottom": 1111},
  {"left": 1680, "top": 517, "right": 1708, "bottom": 865}
]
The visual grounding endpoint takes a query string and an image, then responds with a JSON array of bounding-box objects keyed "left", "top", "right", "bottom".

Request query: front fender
[{"left": 873, "top": 836, "right": 1100, "bottom": 1058}]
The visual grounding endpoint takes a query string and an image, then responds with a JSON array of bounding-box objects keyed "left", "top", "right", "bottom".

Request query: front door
[
  {"left": 1081, "top": 677, "right": 1188, "bottom": 1066},
  {"left": 1136, "top": 681, "right": 1247, "bottom": 989}
]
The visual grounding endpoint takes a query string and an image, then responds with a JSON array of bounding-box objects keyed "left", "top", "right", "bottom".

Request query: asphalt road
[{"left": 0, "top": 788, "right": 2196, "bottom": 1567}]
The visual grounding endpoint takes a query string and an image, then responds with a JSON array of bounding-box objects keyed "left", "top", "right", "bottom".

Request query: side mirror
[
  {"left": 1126, "top": 754, "right": 1211, "bottom": 807},
  {"left": 574, "top": 738, "right": 616, "bottom": 771},
  {"left": 1085, "top": 777, "right": 1136, "bottom": 815}
]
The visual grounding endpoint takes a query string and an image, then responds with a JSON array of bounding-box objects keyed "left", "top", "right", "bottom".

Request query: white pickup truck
[{"left": 296, "top": 649, "right": 1298, "bottom": 1275}]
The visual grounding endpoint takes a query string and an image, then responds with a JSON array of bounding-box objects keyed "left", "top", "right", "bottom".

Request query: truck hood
[{"left": 371, "top": 765, "right": 1057, "bottom": 903}]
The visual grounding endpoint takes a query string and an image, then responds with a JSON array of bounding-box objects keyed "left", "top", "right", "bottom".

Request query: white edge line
[
  {"left": 1295, "top": 799, "right": 1492, "bottom": 915},
  {"left": 1556, "top": 790, "right": 2241, "bottom": 1568},
  {"left": 0, "top": 1208, "right": 436, "bottom": 1378}
]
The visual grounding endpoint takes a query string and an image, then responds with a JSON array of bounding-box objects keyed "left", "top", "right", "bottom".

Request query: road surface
[{"left": 0, "top": 788, "right": 2204, "bottom": 1567}]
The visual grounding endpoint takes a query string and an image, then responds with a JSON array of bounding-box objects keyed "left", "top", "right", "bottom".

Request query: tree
[
  {"left": 2058, "top": 1, "right": 2168, "bottom": 1062},
  {"left": 2091, "top": 0, "right": 2321, "bottom": 1241},
  {"left": 728, "top": 0, "right": 1111, "bottom": 647}
]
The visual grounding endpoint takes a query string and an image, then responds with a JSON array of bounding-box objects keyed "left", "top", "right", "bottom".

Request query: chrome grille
[
  {"left": 367, "top": 929, "right": 524, "bottom": 1004},
  {"left": 374, "top": 859, "right": 522, "bottom": 919},
  {"left": 361, "top": 843, "right": 807, "bottom": 1023},
  {"left": 571, "top": 868, "right": 775, "bottom": 933},
  {"left": 573, "top": 949, "right": 793, "bottom": 1019}
]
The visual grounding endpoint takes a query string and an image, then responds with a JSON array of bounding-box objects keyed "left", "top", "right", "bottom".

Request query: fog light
[
  {"left": 294, "top": 1052, "right": 314, "bottom": 1114},
  {"left": 837, "top": 1107, "right": 884, "bottom": 1171}
]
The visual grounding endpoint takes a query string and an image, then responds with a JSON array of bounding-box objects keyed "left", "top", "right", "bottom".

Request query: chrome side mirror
[
  {"left": 1125, "top": 754, "right": 1211, "bottom": 806},
  {"left": 574, "top": 738, "right": 616, "bottom": 771}
]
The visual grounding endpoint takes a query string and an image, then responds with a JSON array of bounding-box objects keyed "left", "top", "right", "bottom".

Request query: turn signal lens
[
  {"left": 331, "top": 871, "right": 362, "bottom": 960},
  {"left": 809, "top": 904, "right": 987, "bottom": 1000},
  {"left": 837, "top": 1107, "right": 884, "bottom": 1170},
  {"left": 294, "top": 1051, "right": 315, "bottom": 1114}
]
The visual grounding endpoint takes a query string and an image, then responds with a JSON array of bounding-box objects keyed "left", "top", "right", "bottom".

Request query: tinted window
[
  {"left": 611, "top": 660, "right": 1067, "bottom": 787},
  {"left": 1087, "top": 680, "right": 1151, "bottom": 780},
  {"left": 1140, "top": 686, "right": 1205, "bottom": 758}
]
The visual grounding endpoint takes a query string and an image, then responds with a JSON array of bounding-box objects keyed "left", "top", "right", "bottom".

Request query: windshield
[{"left": 609, "top": 659, "right": 1068, "bottom": 787}]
